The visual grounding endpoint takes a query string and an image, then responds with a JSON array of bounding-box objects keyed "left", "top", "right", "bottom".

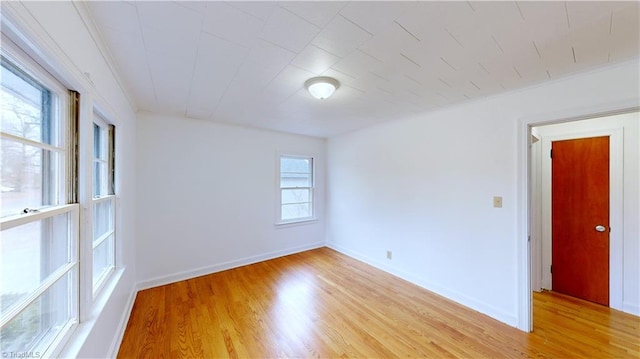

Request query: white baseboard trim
[
  {"left": 622, "top": 301, "right": 640, "bottom": 316},
  {"left": 106, "top": 286, "right": 138, "bottom": 358},
  {"left": 326, "top": 242, "right": 519, "bottom": 328},
  {"left": 137, "top": 242, "right": 325, "bottom": 291}
]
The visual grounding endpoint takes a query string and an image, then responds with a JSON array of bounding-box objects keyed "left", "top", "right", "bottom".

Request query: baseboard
[
  {"left": 137, "top": 241, "right": 325, "bottom": 291},
  {"left": 106, "top": 285, "right": 138, "bottom": 358},
  {"left": 326, "top": 242, "right": 519, "bottom": 328},
  {"left": 622, "top": 301, "right": 640, "bottom": 316}
]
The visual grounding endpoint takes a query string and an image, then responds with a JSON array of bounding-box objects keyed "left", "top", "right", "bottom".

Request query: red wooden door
[{"left": 551, "top": 136, "right": 609, "bottom": 306}]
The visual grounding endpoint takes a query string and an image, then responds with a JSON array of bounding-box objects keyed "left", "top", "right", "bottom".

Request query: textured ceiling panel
[
  {"left": 186, "top": 33, "right": 249, "bottom": 119},
  {"left": 86, "top": 1, "right": 640, "bottom": 138},
  {"left": 291, "top": 45, "right": 342, "bottom": 75},
  {"left": 281, "top": 1, "right": 346, "bottom": 28},
  {"left": 202, "top": 2, "right": 264, "bottom": 48},
  {"left": 312, "top": 14, "right": 372, "bottom": 58},
  {"left": 260, "top": 7, "right": 321, "bottom": 53}
]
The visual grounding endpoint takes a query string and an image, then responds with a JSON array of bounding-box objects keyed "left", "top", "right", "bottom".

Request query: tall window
[
  {"left": 0, "top": 50, "right": 78, "bottom": 355},
  {"left": 279, "top": 155, "right": 314, "bottom": 223},
  {"left": 92, "top": 115, "right": 115, "bottom": 293}
]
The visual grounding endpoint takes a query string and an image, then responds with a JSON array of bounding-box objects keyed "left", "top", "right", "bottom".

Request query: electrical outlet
[
  {"left": 386, "top": 250, "right": 392, "bottom": 260},
  {"left": 493, "top": 196, "right": 503, "bottom": 208}
]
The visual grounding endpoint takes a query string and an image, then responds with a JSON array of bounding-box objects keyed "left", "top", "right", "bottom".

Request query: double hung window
[
  {"left": 92, "top": 115, "right": 115, "bottom": 293},
  {"left": 279, "top": 155, "right": 314, "bottom": 223},
  {"left": 1, "top": 48, "right": 78, "bottom": 355}
]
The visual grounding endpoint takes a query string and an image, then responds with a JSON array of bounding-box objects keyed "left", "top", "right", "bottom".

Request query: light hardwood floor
[{"left": 117, "top": 247, "right": 639, "bottom": 358}]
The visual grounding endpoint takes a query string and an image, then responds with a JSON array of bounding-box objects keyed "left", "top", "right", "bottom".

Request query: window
[
  {"left": 92, "top": 115, "right": 115, "bottom": 294},
  {"left": 1, "top": 49, "right": 78, "bottom": 356},
  {"left": 279, "top": 155, "right": 314, "bottom": 223}
]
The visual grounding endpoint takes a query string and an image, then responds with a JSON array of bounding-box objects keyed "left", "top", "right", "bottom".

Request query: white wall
[
  {"left": 136, "top": 113, "right": 326, "bottom": 288},
  {"left": 327, "top": 59, "right": 639, "bottom": 327},
  {"left": 534, "top": 113, "right": 639, "bottom": 314}
]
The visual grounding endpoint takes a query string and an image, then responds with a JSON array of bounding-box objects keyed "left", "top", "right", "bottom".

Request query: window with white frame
[
  {"left": 279, "top": 155, "right": 314, "bottom": 223},
  {"left": 92, "top": 115, "right": 115, "bottom": 293},
  {"left": 0, "top": 47, "right": 79, "bottom": 356}
]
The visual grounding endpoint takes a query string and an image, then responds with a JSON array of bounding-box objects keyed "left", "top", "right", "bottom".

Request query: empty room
[{"left": 1, "top": 1, "right": 639, "bottom": 358}]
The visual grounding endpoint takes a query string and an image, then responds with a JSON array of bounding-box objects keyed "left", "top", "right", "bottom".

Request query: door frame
[
  {"left": 516, "top": 99, "right": 638, "bottom": 332},
  {"left": 541, "top": 129, "right": 622, "bottom": 303}
]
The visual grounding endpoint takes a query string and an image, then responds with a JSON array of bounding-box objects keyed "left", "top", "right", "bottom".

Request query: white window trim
[
  {"left": 91, "top": 204, "right": 116, "bottom": 298},
  {"left": 275, "top": 217, "right": 319, "bottom": 228},
  {"left": 2, "top": 34, "right": 70, "bottom": 210},
  {"left": 1, "top": 38, "right": 79, "bottom": 358},
  {"left": 0, "top": 132, "right": 66, "bottom": 153},
  {"left": 0, "top": 204, "right": 80, "bottom": 327},
  {"left": 91, "top": 113, "right": 116, "bottom": 298},
  {"left": 0, "top": 203, "right": 77, "bottom": 231},
  {"left": 275, "top": 153, "right": 317, "bottom": 226},
  {"left": 2, "top": 7, "right": 129, "bottom": 357}
]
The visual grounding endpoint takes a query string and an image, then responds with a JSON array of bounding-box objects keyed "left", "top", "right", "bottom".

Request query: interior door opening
[{"left": 527, "top": 110, "right": 638, "bottom": 330}]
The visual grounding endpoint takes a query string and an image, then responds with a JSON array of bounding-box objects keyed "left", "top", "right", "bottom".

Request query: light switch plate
[{"left": 493, "top": 196, "right": 503, "bottom": 208}]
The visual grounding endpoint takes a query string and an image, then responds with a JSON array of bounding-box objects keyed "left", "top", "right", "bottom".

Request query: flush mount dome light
[{"left": 305, "top": 76, "right": 340, "bottom": 100}]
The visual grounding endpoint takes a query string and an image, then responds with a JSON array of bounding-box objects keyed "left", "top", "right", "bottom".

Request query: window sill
[
  {"left": 92, "top": 265, "right": 116, "bottom": 300},
  {"left": 275, "top": 218, "right": 318, "bottom": 228},
  {"left": 56, "top": 267, "right": 125, "bottom": 358}
]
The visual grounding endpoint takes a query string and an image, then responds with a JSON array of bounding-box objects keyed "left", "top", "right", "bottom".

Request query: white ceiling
[{"left": 86, "top": 1, "right": 640, "bottom": 138}]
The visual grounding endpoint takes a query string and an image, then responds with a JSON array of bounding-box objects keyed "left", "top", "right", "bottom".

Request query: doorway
[
  {"left": 520, "top": 109, "right": 639, "bottom": 332},
  {"left": 532, "top": 120, "right": 623, "bottom": 306}
]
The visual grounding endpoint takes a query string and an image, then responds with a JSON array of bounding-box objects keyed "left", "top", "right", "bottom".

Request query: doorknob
[{"left": 595, "top": 225, "right": 607, "bottom": 232}]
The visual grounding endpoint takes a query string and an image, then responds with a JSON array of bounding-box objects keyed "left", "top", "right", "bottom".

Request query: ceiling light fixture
[{"left": 305, "top": 76, "right": 340, "bottom": 100}]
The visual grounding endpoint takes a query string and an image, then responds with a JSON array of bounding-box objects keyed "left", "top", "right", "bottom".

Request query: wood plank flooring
[{"left": 117, "top": 247, "right": 639, "bottom": 358}]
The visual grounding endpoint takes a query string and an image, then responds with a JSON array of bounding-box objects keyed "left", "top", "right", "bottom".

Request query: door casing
[
  {"left": 516, "top": 102, "right": 637, "bottom": 332},
  {"left": 538, "top": 128, "right": 622, "bottom": 307}
]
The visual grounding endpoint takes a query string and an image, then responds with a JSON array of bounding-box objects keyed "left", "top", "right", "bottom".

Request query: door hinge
[
  {"left": 550, "top": 149, "right": 553, "bottom": 158},
  {"left": 528, "top": 235, "right": 531, "bottom": 242},
  {"left": 550, "top": 265, "right": 553, "bottom": 274}
]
